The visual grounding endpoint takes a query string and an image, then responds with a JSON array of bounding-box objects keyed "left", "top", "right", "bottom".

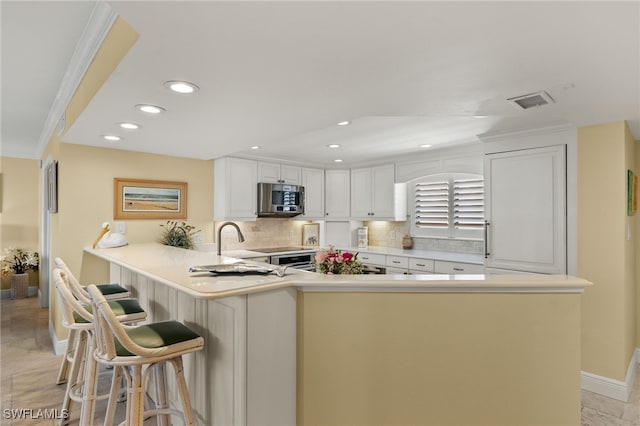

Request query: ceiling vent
[{"left": 507, "top": 91, "right": 555, "bottom": 110}]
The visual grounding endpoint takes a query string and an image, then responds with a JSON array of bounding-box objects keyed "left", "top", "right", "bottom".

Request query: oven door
[
  {"left": 269, "top": 252, "right": 314, "bottom": 271},
  {"left": 362, "top": 264, "right": 387, "bottom": 274}
]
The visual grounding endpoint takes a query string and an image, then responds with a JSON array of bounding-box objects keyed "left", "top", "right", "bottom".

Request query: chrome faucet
[{"left": 217, "top": 222, "right": 245, "bottom": 255}]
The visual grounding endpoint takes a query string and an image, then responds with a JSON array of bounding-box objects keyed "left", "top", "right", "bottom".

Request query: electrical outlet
[
  {"left": 390, "top": 231, "right": 397, "bottom": 240},
  {"left": 115, "top": 221, "right": 126, "bottom": 234},
  {"left": 288, "top": 230, "right": 294, "bottom": 240},
  {"left": 194, "top": 232, "right": 204, "bottom": 243}
]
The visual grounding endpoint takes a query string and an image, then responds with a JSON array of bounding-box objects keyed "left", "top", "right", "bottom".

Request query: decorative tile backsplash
[
  {"left": 215, "top": 219, "right": 306, "bottom": 250},
  {"left": 214, "top": 219, "right": 483, "bottom": 255},
  {"left": 363, "top": 221, "right": 483, "bottom": 254}
]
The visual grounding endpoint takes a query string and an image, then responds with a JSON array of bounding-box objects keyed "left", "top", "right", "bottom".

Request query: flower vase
[{"left": 11, "top": 273, "right": 29, "bottom": 299}]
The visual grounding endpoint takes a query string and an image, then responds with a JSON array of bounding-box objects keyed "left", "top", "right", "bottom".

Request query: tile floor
[{"left": 1, "top": 296, "right": 639, "bottom": 425}]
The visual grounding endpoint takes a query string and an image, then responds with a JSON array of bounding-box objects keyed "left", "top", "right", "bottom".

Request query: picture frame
[
  {"left": 114, "top": 178, "right": 187, "bottom": 220},
  {"left": 628, "top": 169, "right": 637, "bottom": 216},
  {"left": 46, "top": 161, "right": 58, "bottom": 213},
  {"left": 302, "top": 223, "right": 320, "bottom": 246}
]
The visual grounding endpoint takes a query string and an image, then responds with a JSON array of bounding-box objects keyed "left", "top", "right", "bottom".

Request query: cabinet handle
[
  {"left": 484, "top": 220, "right": 491, "bottom": 259},
  {"left": 453, "top": 267, "right": 464, "bottom": 272},
  {"left": 392, "top": 260, "right": 401, "bottom": 264},
  {"left": 416, "top": 263, "right": 425, "bottom": 267}
]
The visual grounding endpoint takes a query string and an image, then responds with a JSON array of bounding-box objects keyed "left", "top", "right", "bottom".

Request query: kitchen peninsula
[{"left": 86, "top": 243, "right": 591, "bottom": 426}]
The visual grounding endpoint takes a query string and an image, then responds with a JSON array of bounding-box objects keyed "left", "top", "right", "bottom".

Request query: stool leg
[
  {"left": 56, "top": 328, "right": 77, "bottom": 384},
  {"left": 153, "top": 363, "right": 170, "bottom": 426},
  {"left": 79, "top": 332, "right": 98, "bottom": 426},
  {"left": 172, "top": 356, "right": 196, "bottom": 426},
  {"left": 59, "top": 330, "right": 86, "bottom": 426},
  {"left": 104, "top": 365, "right": 123, "bottom": 426},
  {"left": 128, "top": 365, "right": 145, "bottom": 426}
]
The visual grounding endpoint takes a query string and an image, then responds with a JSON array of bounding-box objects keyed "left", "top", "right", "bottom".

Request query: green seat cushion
[
  {"left": 115, "top": 321, "right": 202, "bottom": 357},
  {"left": 73, "top": 299, "right": 145, "bottom": 324},
  {"left": 90, "top": 283, "right": 129, "bottom": 296}
]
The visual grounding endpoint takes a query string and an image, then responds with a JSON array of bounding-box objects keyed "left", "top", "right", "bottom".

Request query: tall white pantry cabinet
[{"left": 484, "top": 145, "right": 567, "bottom": 274}]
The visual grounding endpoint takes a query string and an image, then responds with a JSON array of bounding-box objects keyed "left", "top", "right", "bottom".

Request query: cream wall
[
  {"left": 50, "top": 143, "right": 213, "bottom": 339},
  {"left": 578, "top": 121, "right": 637, "bottom": 381},
  {"left": 0, "top": 157, "right": 40, "bottom": 290},
  {"left": 298, "top": 292, "right": 582, "bottom": 425}
]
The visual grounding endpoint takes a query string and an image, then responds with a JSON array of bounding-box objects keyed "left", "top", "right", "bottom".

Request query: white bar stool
[
  {"left": 54, "top": 257, "right": 132, "bottom": 386},
  {"left": 87, "top": 284, "right": 204, "bottom": 426},
  {"left": 54, "top": 269, "right": 147, "bottom": 426}
]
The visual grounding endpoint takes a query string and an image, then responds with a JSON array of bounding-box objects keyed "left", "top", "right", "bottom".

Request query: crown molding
[{"left": 35, "top": 2, "right": 118, "bottom": 159}]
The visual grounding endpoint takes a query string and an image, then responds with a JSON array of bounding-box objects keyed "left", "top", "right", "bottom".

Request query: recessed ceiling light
[
  {"left": 337, "top": 121, "right": 350, "bottom": 126},
  {"left": 327, "top": 144, "right": 341, "bottom": 148},
  {"left": 334, "top": 159, "right": 343, "bottom": 163},
  {"left": 419, "top": 144, "right": 432, "bottom": 148},
  {"left": 118, "top": 122, "right": 140, "bottom": 130},
  {"left": 250, "top": 146, "right": 261, "bottom": 150},
  {"left": 103, "top": 135, "right": 121, "bottom": 141},
  {"left": 164, "top": 80, "right": 199, "bottom": 94},
  {"left": 136, "top": 104, "right": 165, "bottom": 114}
]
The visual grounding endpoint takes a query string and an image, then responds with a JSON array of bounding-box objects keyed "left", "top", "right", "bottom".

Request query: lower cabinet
[{"left": 434, "top": 260, "right": 484, "bottom": 274}]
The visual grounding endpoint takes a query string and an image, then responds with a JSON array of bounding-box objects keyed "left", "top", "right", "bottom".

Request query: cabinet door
[
  {"left": 350, "top": 168, "right": 372, "bottom": 218},
  {"left": 301, "top": 168, "right": 325, "bottom": 218},
  {"left": 280, "top": 165, "right": 301, "bottom": 185},
  {"left": 325, "top": 170, "right": 350, "bottom": 219},
  {"left": 258, "top": 162, "right": 281, "bottom": 183},
  {"left": 484, "top": 145, "right": 566, "bottom": 274},
  {"left": 371, "top": 164, "right": 395, "bottom": 218},
  {"left": 226, "top": 158, "right": 258, "bottom": 219}
]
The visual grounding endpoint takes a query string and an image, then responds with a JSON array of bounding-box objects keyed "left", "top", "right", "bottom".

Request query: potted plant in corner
[
  {"left": 159, "top": 221, "right": 200, "bottom": 250},
  {"left": 1, "top": 248, "right": 39, "bottom": 299}
]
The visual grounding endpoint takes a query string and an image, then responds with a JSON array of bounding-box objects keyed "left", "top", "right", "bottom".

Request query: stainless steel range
[{"left": 254, "top": 247, "right": 316, "bottom": 271}]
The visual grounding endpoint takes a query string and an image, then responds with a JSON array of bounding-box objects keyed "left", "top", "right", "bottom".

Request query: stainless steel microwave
[{"left": 257, "top": 182, "right": 305, "bottom": 217}]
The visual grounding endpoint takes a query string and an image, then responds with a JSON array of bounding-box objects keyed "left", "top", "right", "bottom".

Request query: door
[
  {"left": 484, "top": 145, "right": 566, "bottom": 274},
  {"left": 325, "top": 170, "right": 350, "bottom": 219}
]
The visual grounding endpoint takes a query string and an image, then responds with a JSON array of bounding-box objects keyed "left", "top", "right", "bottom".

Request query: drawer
[
  {"left": 386, "top": 255, "right": 408, "bottom": 269},
  {"left": 408, "top": 258, "right": 434, "bottom": 273},
  {"left": 358, "top": 253, "right": 386, "bottom": 266},
  {"left": 434, "top": 260, "right": 484, "bottom": 274}
]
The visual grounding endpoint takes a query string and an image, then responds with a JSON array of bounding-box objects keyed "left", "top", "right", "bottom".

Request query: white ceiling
[
  {"left": 1, "top": 0, "right": 97, "bottom": 159},
  {"left": 3, "top": 1, "right": 639, "bottom": 167}
]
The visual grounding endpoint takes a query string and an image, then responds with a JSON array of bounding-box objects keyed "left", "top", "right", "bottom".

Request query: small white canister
[{"left": 357, "top": 227, "right": 368, "bottom": 249}]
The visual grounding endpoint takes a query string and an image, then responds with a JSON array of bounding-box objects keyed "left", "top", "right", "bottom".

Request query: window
[{"left": 412, "top": 173, "right": 484, "bottom": 239}]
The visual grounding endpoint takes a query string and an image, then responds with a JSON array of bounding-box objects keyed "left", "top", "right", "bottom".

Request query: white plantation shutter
[
  {"left": 412, "top": 174, "right": 484, "bottom": 238},
  {"left": 453, "top": 178, "right": 484, "bottom": 231},
  {"left": 415, "top": 181, "right": 449, "bottom": 229}
]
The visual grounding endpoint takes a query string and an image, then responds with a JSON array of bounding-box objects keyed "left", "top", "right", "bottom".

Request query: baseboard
[
  {"left": 48, "top": 321, "right": 67, "bottom": 356},
  {"left": 581, "top": 348, "right": 639, "bottom": 402},
  {"left": 0, "top": 286, "right": 39, "bottom": 299}
]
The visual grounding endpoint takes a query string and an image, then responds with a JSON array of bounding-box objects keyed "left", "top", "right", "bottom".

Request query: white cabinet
[
  {"left": 434, "top": 260, "right": 484, "bottom": 274},
  {"left": 358, "top": 252, "right": 385, "bottom": 266},
  {"left": 325, "top": 170, "right": 350, "bottom": 219},
  {"left": 258, "top": 161, "right": 301, "bottom": 185},
  {"left": 408, "top": 258, "right": 435, "bottom": 274},
  {"left": 386, "top": 255, "right": 408, "bottom": 270},
  {"left": 350, "top": 164, "right": 396, "bottom": 219},
  {"left": 301, "top": 167, "right": 325, "bottom": 219},
  {"left": 484, "top": 145, "right": 566, "bottom": 274},
  {"left": 214, "top": 157, "right": 258, "bottom": 220}
]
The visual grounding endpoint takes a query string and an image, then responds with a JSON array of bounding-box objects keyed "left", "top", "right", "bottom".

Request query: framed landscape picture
[{"left": 114, "top": 178, "right": 187, "bottom": 220}]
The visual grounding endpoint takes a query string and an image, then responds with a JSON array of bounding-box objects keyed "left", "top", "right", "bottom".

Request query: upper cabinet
[
  {"left": 484, "top": 145, "right": 566, "bottom": 274},
  {"left": 301, "top": 167, "right": 325, "bottom": 219},
  {"left": 258, "top": 161, "right": 301, "bottom": 185},
  {"left": 324, "top": 169, "right": 350, "bottom": 219},
  {"left": 214, "top": 157, "right": 258, "bottom": 220},
  {"left": 350, "top": 164, "right": 396, "bottom": 219}
]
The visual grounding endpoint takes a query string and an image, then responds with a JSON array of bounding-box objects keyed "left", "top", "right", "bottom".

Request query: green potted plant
[
  {"left": 159, "top": 221, "right": 200, "bottom": 250},
  {"left": 1, "top": 248, "right": 39, "bottom": 299}
]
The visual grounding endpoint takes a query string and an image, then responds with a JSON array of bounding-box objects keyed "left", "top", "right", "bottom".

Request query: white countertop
[
  {"left": 338, "top": 245, "right": 485, "bottom": 264},
  {"left": 85, "top": 243, "right": 591, "bottom": 299}
]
